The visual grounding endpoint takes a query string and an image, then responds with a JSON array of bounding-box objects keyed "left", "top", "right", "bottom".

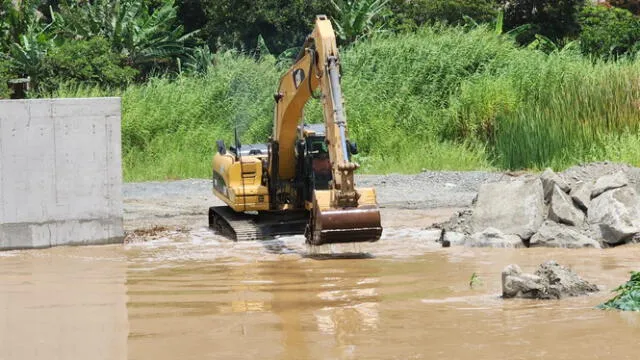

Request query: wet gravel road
[{"left": 122, "top": 171, "right": 511, "bottom": 231}]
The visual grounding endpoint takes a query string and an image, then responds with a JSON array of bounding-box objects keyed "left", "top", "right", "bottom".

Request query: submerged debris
[
  {"left": 598, "top": 272, "right": 640, "bottom": 311},
  {"left": 124, "top": 226, "right": 188, "bottom": 243},
  {"left": 502, "top": 261, "right": 599, "bottom": 299}
]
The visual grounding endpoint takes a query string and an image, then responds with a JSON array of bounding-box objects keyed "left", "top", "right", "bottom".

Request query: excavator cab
[{"left": 300, "top": 124, "right": 332, "bottom": 191}]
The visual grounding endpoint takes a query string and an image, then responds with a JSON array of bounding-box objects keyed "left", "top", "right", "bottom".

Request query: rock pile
[
  {"left": 436, "top": 163, "right": 640, "bottom": 248},
  {"left": 502, "top": 261, "right": 599, "bottom": 299}
]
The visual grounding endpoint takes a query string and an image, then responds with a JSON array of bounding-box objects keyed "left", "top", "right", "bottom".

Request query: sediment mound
[
  {"left": 436, "top": 162, "right": 640, "bottom": 248},
  {"left": 502, "top": 261, "right": 599, "bottom": 299}
]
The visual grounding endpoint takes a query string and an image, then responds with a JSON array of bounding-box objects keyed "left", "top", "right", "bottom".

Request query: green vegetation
[
  {"left": 469, "top": 272, "right": 483, "bottom": 289},
  {"left": 389, "top": 0, "right": 498, "bottom": 29},
  {"left": 3, "top": 0, "right": 640, "bottom": 180},
  {"left": 0, "top": 57, "right": 10, "bottom": 98},
  {"left": 498, "top": 0, "right": 586, "bottom": 44},
  {"left": 40, "top": 37, "right": 138, "bottom": 92},
  {"left": 579, "top": 5, "right": 640, "bottom": 59},
  {"left": 54, "top": 26, "right": 640, "bottom": 180},
  {"left": 598, "top": 272, "right": 640, "bottom": 311}
]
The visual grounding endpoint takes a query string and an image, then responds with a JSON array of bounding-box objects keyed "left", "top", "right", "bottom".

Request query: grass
[{"left": 54, "top": 25, "right": 640, "bottom": 181}]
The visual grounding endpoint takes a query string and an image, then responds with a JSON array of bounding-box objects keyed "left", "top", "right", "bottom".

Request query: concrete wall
[{"left": 0, "top": 98, "right": 123, "bottom": 249}]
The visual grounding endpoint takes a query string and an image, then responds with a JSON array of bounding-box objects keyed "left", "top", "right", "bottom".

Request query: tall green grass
[{"left": 55, "top": 26, "right": 640, "bottom": 181}]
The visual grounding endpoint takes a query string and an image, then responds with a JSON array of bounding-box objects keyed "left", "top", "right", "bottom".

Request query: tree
[
  {"left": 40, "top": 37, "right": 138, "bottom": 92},
  {"left": 579, "top": 5, "right": 640, "bottom": 58},
  {"left": 497, "top": 0, "right": 587, "bottom": 43},
  {"left": 608, "top": 0, "right": 640, "bottom": 15},
  {"left": 52, "top": 0, "right": 195, "bottom": 72},
  {"left": 388, "top": 0, "right": 498, "bottom": 31},
  {"left": 201, "top": 0, "right": 334, "bottom": 54}
]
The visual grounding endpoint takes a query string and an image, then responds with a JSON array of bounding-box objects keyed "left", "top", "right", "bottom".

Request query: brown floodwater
[{"left": 0, "top": 227, "right": 639, "bottom": 360}]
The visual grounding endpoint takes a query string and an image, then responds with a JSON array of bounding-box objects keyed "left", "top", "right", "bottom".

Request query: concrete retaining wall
[{"left": 0, "top": 98, "right": 124, "bottom": 249}]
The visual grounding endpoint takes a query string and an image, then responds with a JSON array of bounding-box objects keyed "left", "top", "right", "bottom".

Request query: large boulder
[
  {"left": 570, "top": 182, "right": 592, "bottom": 211},
  {"left": 502, "top": 261, "right": 599, "bottom": 299},
  {"left": 530, "top": 221, "right": 601, "bottom": 249},
  {"left": 588, "top": 186, "right": 640, "bottom": 245},
  {"left": 472, "top": 179, "right": 545, "bottom": 240},
  {"left": 465, "top": 228, "right": 524, "bottom": 248},
  {"left": 548, "top": 185, "right": 585, "bottom": 226},
  {"left": 540, "top": 168, "right": 570, "bottom": 202},
  {"left": 592, "top": 172, "right": 628, "bottom": 199}
]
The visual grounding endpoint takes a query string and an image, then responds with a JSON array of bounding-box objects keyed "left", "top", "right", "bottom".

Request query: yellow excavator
[{"left": 208, "top": 15, "right": 382, "bottom": 246}]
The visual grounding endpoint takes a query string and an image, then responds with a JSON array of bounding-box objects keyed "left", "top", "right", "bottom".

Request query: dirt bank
[{"left": 123, "top": 170, "right": 511, "bottom": 232}]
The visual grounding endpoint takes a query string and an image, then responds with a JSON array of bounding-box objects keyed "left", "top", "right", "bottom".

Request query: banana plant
[
  {"left": 52, "top": 0, "right": 197, "bottom": 67},
  {"left": 183, "top": 45, "right": 215, "bottom": 75},
  {"left": 0, "top": 0, "right": 42, "bottom": 51},
  {"left": 330, "top": 0, "right": 390, "bottom": 44},
  {"left": 6, "top": 21, "right": 54, "bottom": 89}
]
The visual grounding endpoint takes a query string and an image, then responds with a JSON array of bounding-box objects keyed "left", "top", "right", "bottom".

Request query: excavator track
[{"left": 208, "top": 206, "right": 308, "bottom": 241}]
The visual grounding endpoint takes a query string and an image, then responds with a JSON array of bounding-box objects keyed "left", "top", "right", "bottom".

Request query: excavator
[{"left": 208, "top": 15, "right": 382, "bottom": 246}]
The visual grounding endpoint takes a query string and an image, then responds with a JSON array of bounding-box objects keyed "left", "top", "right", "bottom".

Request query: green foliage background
[
  {"left": 55, "top": 26, "right": 640, "bottom": 181},
  {"left": 3, "top": 0, "right": 640, "bottom": 180},
  {"left": 579, "top": 5, "right": 640, "bottom": 59}
]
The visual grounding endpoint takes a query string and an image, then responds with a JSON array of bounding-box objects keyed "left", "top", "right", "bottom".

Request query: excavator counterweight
[{"left": 209, "top": 15, "right": 382, "bottom": 245}]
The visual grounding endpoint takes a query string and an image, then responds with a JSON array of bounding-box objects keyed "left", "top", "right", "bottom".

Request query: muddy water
[{"left": 1, "top": 228, "right": 639, "bottom": 360}]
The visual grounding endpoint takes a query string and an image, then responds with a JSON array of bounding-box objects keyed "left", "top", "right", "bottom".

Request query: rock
[
  {"left": 588, "top": 186, "right": 640, "bottom": 245},
  {"left": 534, "top": 261, "right": 599, "bottom": 299},
  {"left": 472, "top": 179, "right": 545, "bottom": 240},
  {"left": 530, "top": 221, "right": 601, "bottom": 249},
  {"left": 502, "top": 261, "right": 599, "bottom": 299},
  {"left": 592, "top": 172, "right": 628, "bottom": 199},
  {"left": 502, "top": 264, "right": 546, "bottom": 298},
  {"left": 465, "top": 227, "right": 524, "bottom": 248},
  {"left": 548, "top": 185, "right": 585, "bottom": 226},
  {"left": 570, "top": 182, "right": 592, "bottom": 211},
  {"left": 540, "top": 168, "right": 571, "bottom": 202}
]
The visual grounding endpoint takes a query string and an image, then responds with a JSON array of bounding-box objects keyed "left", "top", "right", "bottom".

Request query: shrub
[
  {"left": 579, "top": 5, "right": 640, "bottom": 58},
  {"left": 608, "top": 0, "right": 640, "bottom": 15},
  {"left": 0, "top": 57, "right": 12, "bottom": 98},
  {"left": 202, "top": 0, "right": 334, "bottom": 54},
  {"left": 497, "top": 0, "right": 587, "bottom": 43},
  {"left": 388, "top": 0, "right": 498, "bottom": 30},
  {"left": 598, "top": 271, "right": 640, "bottom": 311},
  {"left": 40, "top": 37, "right": 138, "bottom": 93}
]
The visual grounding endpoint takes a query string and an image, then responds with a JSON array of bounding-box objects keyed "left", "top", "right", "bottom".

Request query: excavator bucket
[{"left": 306, "top": 188, "right": 383, "bottom": 246}]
